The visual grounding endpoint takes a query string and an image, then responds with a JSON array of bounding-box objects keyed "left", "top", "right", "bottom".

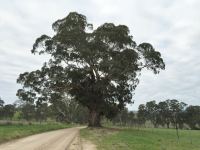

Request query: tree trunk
[
  {"left": 153, "top": 122, "right": 158, "bottom": 128},
  {"left": 175, "top": 123, "right": 179, "bottom": 140},
  {"left": 167, "top": 122, "right": 170, "bottom": 128},
  {"left": 88, "top": 109, "right": 101, "bottom": 127}
]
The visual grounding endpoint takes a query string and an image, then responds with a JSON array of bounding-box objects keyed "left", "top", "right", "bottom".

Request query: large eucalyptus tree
[{"left": 17, "top": 12, "right": 165, "bottom": 127}]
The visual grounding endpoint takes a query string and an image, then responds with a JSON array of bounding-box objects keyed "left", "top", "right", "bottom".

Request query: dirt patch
[
  {"left": 80, "top": 127, "right": 120, "bottom": 150},
  {"left": 0, "top": 127, "right": 80, "bottom": 150},
  {"left": 81, "top": 139, "right": 96, "bottom": 150},
  {"left": 68, "top": 129, "right": 96, "bottom": 150},
  {"left": 68, "top": 135, "right": 81, "bottom": 150}
]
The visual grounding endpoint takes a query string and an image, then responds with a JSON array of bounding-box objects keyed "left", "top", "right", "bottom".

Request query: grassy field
[
  {"left": 0, "top": 123, "right": 72, "bottom": 143},
  {"left": 80, "top": 127, "right": 200, "bottom": 150}
]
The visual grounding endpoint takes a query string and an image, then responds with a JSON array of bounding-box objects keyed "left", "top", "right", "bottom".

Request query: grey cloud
[{"left": 0, "top": 0, "right": 200, "bottom": 110}]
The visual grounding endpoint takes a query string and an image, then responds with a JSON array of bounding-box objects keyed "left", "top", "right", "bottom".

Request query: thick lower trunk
[{"left": 88, "top": 110, "right": 101, "bottom": 127}]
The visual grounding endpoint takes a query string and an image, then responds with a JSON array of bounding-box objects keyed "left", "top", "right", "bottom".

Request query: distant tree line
[
  {"left": 0, "top": 97, "right": 15, "bottom": 120},
  {"left": 112, "top": 99, "right": 200, "bottom": 130},
  {"left": 0, "top": 97, "right": 88, "bottom": 124},
  {"left": 1, "top": 96, "right": 199, "bottom": 129},
  {"left": 137, "top": 100, "right": 200, "bottom": 130}
]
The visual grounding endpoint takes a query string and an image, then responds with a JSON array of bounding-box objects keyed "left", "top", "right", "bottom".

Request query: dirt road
[{"left": 0, "top": 127, "right": 82, "bottom": 150}]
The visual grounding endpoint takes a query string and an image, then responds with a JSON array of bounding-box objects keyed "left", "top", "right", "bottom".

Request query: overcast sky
[{"left": 0, "top": 0, "right": 200, "bottom": 110}]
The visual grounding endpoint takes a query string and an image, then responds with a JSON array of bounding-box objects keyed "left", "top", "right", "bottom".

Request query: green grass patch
[
  {"left": 80, "top": 127, "right": 200, "bottom": 150},
  {"left": 0, "top": 123, "right": 72, "bottom": 143}
]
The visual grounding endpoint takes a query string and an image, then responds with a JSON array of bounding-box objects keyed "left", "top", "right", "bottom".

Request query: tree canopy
[
  {"left": 17, "top": 12, "right": 165, "bottom": 127},
  {"left": 138, "top": 99, "right": 191, "bottom": 129},
  {"left": 0, "top": 97, "right": 4, "bottom": 108}
]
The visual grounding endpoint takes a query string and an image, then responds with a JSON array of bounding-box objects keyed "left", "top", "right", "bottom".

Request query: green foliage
[
  {"left": 145, "top": 101, "right": 159, "bottom": 127},
  {"left": 137, "top": 104, "right": 147, "bottom": 125},
  {"left": 0, "top": 98, "right": 4, "bottom": 119},
  {"left": 0, "top": 97, "right": 4, "bottom": 107},
  {"left": 138, "top": 100, "right": 200, "bottom": 129},
  {"left": 12, "top": 111, "right": 23, "bottom": 120},
  {"left": 21, "top": 102, "right": 35, "bottom": 121},
  {"left": 167, "top": 100, "right": 187, "bottom": 129},
  {"left": 35, "top": 103, "right": 48, "bottom": 122},
  {"left": 109, "top": 100, "right": 200, "bottom": 130},
  {"left": 0, "top": 98, "right": 88, "bottom": 124},
  {"left": 49, "top": 97, "right": 88, "bottom": 123},
  {"left": 157, "top": 101, "right": 171, "bottom": 128},
  {"left": 111, "top": 108, "right": 137, "bottom": 126},
  {"left": 185, "top": 106, "right": 200, "bottom": 129},
  {"left": 17, "top": 12, "right": 165, "bottom": 126},
  {"left": 3, "top": 104, "right": 15, "bottom": 119},
  {"left": 12, "top": 99, "right": 88, "bottom": 124}
]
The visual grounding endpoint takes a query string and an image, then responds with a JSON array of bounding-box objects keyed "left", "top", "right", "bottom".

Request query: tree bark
[
  {"left": 88, "top": 109, "right": 101, "bottom": 127},
  {"left": 175, "top": 123, "right": 179, "bottom": 140},
  {"left": 167, "top": 122, "right": 170, "bottom": 128}
]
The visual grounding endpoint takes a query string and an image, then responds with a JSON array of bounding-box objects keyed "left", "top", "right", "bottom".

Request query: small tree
[
  {"left": 137, "top": 104, "right": 147, "bottom": 126},
  {"left": 157, "top": 101, "right": 171, "bottom": 128},
  {"left": 35, "top": 103, "right": 48, "bottom": 123},
  {"left": 185, "top": 105, "right": 200, "bottom": 129},
  {"left": 167, "top": 99, "right": 187, "bottom": 140},
  {"left": 168, "top": 100, "right": 187, "bottom": 129},
  {"left": 0, "top": 97, "right": 5, "bottom": 119},
  {"left": 3, "top": 104, "right": 15, "bottom": 120},
  {"left": 49, "top": 97, "right": 88, "bottom": 123},
  {"left": 17, "top": 12, "right": 165, "bottom": 127},
  {"left": 21, "top": 102, "right": 35, "bottom": 121},
  {"left": 128, "top": 111, "right": 135, "bottom": 126},
  {"left": 146, "top": 101, "right": 159, "bottom": 127},
  {"left": 0, "top": 97, "right": 4, "bottom": 107}
]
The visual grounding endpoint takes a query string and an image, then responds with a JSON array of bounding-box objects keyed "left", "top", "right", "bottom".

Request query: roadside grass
[
  {"left": 80, "top": 127, "right": 200, "bottom": 150},
  {"left": 0, "top": 123, "right": 73, "bottom": 143}
]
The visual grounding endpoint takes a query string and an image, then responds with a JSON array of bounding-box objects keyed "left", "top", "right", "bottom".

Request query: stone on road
[{"left": 0, "top": 127, "right": 81, "bottom": 150}]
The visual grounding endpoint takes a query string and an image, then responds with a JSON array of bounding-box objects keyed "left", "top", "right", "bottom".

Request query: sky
[{"left": 0, "top": 0, "right": 200, "bottom": 110}]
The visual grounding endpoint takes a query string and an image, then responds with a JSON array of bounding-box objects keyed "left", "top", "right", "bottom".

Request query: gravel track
[{"left": 0, "top": 127, "right": 81, "bottom": 150}]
